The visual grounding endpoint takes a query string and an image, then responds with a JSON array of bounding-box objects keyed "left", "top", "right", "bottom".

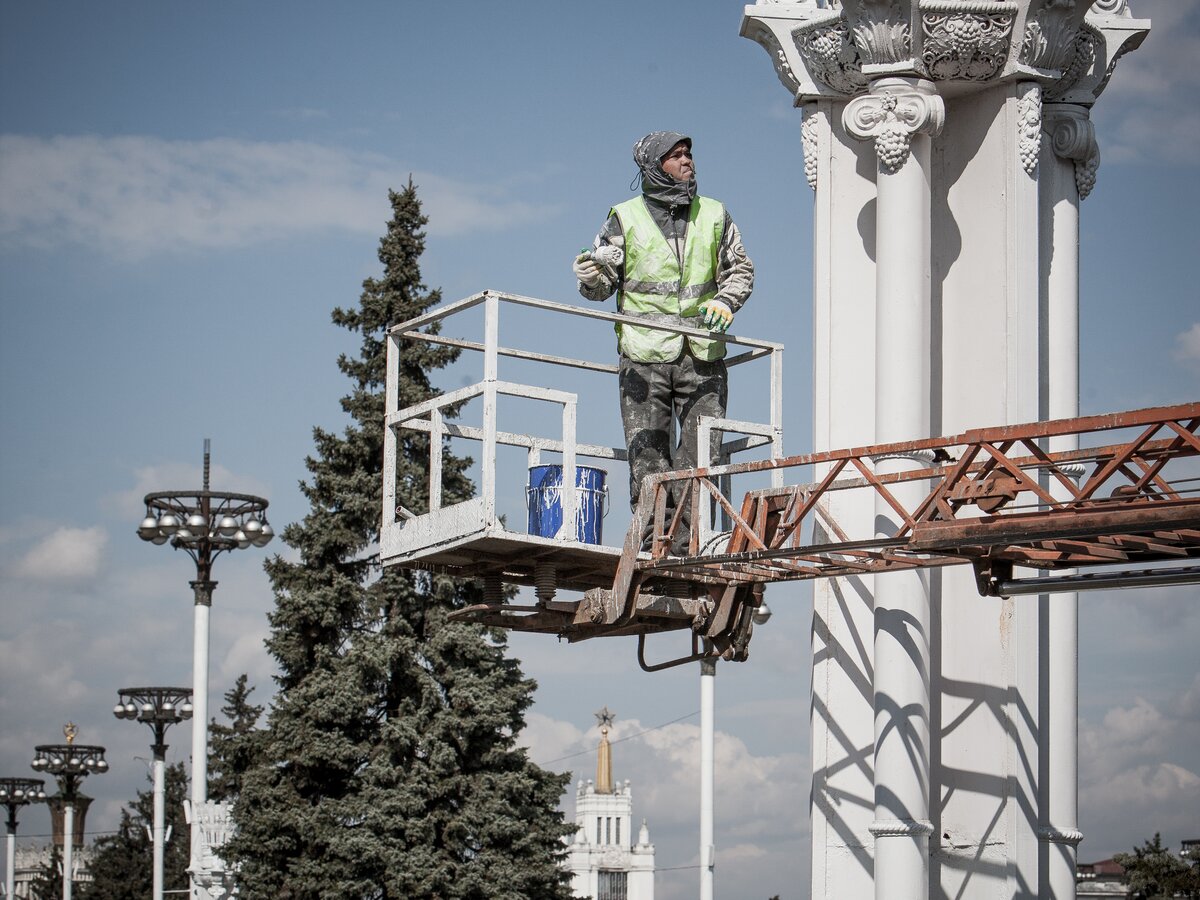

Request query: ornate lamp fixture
[
  {"left": 134, "top": 440, "right": 272, "bottom": 895},
  {"left": 114, "top": 687, "right": 192, "bottom": 900},
  {"left": 113, "top": 687, "right": 194, "bottom": 739},
  {"left": 31, "top": 724, "right": 107, "bottom": 900},
  {"left": 31, "top": 731, "right": 109, "bottom": 789},
  {"left": 1, "top": 778, "right": 47, "bottom": 900},
  {"left": 137, "top": 441, "right": 274, "bottom": 558}
]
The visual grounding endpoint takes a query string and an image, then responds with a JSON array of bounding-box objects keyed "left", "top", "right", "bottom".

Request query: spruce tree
[
  {"left": 27, "top": 845, "right": 62, "bottom": 900},
  {"left": 208, "top": 674, "right": 264, "bottom": 802},
  {"left": 77, "top": 763, "right": 190, "bottom": 900},
  {"left": 1114, "top": 833, "right": 1200, "bottom": 899},
  {"left": 224, "top": 182, "right": 574, "bottom": 899}
]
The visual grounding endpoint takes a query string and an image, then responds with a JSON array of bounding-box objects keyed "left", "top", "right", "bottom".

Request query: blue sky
[{"left": 1, "top": 2, "right": 1197, "bottom": 897}]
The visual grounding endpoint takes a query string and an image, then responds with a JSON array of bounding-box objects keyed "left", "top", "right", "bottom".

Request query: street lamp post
[
  {"left": 135, "top": 440, "right": 271, "bottom": 895},
  {"left": 113, "top": 687, "right": 193, "bottom": 900},
  {"left": 31, "top": 725, "right": 107, "bottom": 900},
  {"left": 0, "top": 777, "right": 47, "bottom": 900}
]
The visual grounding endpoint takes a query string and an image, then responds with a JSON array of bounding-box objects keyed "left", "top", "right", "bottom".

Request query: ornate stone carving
[
  {"left": 870, "top": 448, "right": 938, "bottom": 466},
  {"left": 1072, "top": 146, "right": 1099, "bottom": 200},
  {"left": 1090, "top": 25, "right": 1139, "bottom": 101},
  {"left": 741, "top": 19, "right": 802, "bottom": 96},
  {"left": 743, "top": 0, "right": 1147, "bottom": 105},
  {"left": 188, "top": 800, "right": 238, "bottom": 900},
  {"left": 1038, "top": 825, "right": 1085, "bottom": 845},
  {"left": 921, "top": 2, "right": 1018, "bottom": 82},
  {"left": 869, "top": 818, "right": 936, "bottom": 837},
  {"left": 795, "top": 18, "right": 870, "bottom": 95},
  {"left": 1044, "top": 103, "right": 1099, "bottom": 199},
  {"left": 763, "top": 28, "right": 802, "bottom": 93},
  {"left": 802, "top": 106, "right": 820, "bottom": 190},
  {"left": 852, "top": 0, "right": 911, "bottom": 67},
  {"left": 843, "top": 77, "right": 945, "bottom": 172},
  {"left": 1017, "top": 82, "right": 1042, "bottom": 175},
  {"left": 1043, "top": 24, "right": 1096, "bottom": 99},
  {"left": 1020, "top": 0, "right": 1082, "bottom": 72}
]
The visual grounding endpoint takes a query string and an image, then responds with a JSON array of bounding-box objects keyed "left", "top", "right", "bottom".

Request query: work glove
[
  {"left": 699, "top": 299, "right": 734, "bottom": 333},
  {"left": 573, "top": 252, "right": 603, "bottom": 288}
]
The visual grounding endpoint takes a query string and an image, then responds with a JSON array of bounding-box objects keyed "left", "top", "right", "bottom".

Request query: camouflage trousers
[{"left": 619, "top": 353, "right": 728, "bottom": 548}]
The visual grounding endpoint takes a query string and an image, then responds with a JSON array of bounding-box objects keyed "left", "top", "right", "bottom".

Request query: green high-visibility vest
[{"left": 611, "top": 195, "right": 726, "bottom": 363}]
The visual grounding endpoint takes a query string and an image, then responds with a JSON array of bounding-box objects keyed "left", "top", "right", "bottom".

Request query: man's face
[{"left": 660, "top": 141, "right": 694, "bottom": 182}]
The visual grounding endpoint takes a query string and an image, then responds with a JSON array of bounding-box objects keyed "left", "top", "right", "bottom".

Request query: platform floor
[{"left": 383, "top": 523, "right": 639, "bottom": 594}]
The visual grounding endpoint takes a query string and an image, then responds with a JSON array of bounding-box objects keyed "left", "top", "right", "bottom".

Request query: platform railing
[{"left": 382, "top": 290, "right": 785, "bottom": 567}]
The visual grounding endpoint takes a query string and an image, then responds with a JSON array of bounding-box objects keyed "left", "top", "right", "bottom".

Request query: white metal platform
[{"left": 381, "top": 290, "right": 785, "bottom": 599}]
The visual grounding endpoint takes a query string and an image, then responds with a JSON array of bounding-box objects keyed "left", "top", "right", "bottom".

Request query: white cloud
[
  {"left": 1176, "top": 672, "right": 1200, "bottom": 720},
  {"left": 217, "top": 620, "right": 277, "bottom": 694},
  {"left": 13, "top": 525, "right": 108, "bottom": 583},
  {"left": 0, "top": 134, "right": 558, "bottom": 258},
  {"left": 1175, "top": 323, "right": 1200, "bottom": 371},
  {"left": 522, "top": 711, "right": 587, "bottom": 764},
  {"left": 1079, "top": 688, "right": 1200, "bottom": 860}
]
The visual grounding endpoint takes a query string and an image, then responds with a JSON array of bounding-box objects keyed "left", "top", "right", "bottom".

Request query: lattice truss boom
[{"left": 451, "top": 404, "right": 1200, "bottom": 670}]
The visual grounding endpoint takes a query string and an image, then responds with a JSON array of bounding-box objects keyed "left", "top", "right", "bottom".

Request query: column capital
[
  {"left": 843, "top": 77, "right": 945, "bottom": 172},
  {"left": 1043, "top": 102, "right": 1100, "bottom": 199},
  {"left": 743, "top": 2, "right": 1149, "bottom": 106},
  {"left": 190, "top": 579, "right": 217, "bottom": 607}
]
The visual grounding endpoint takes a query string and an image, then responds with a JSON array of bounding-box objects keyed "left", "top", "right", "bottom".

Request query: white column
[
  {"left": 1038, "top": 103, "right": 1094, "bottom": 898},
  {"left": 62, "top": 802, "right": 74, "bottom": 900},
  {"left": 6, "top": 820, "right": 16, "bottom": 900},
  {"left": 190, "top": 582, "right": 213, "bottom": 887},
  {"left": 481, "top": 292, "right": 499, "bottom": 530},
  {"left": 700, "top": 658, "right": 716, "bottom": 900},
  {"left": 845, "top": 76, "right": 944, "bottom": 900},
  {"left": 153, "top": 753, "right": 167, "bottom": 900}
]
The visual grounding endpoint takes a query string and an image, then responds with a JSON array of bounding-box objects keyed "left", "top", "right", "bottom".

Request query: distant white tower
[{"left": 566, "top": 708, "right": 655, "bottom": 900}]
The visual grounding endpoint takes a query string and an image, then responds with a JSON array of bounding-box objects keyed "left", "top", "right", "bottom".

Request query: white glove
[
  {"left": 699, "top": 299, "right": 733, "bottom": 333},
  {"left": 592, "top": 245, "right": 624, "bottom": 267},
  {"left": 574, "top": 253, "right": 603, "bottom": 287}
]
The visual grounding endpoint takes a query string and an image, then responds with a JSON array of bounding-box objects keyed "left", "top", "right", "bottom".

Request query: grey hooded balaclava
[{"left": 632, "top": 131, "right": 697, "bottom": 208}]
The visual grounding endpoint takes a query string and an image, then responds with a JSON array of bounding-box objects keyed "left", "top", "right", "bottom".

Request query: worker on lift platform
[{"left": 573, "top": 131, "right": 755, "bottom": 551}]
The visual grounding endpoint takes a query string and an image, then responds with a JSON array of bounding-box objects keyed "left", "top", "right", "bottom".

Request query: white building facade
[{"left": 739, "top": 1, "right": 1150, "bottom": 898}]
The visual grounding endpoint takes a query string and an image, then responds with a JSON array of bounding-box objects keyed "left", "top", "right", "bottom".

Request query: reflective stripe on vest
[{"left": 612, "top": 195, "right": 726, "bottom": 363}]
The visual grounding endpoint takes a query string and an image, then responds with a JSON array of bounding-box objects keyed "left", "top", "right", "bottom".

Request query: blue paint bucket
[{"left": 526, "top": 464, "right": 608, "bottom": 544}]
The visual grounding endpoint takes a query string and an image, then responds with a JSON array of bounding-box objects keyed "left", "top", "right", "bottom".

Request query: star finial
[
  {"left": 594, "top": 706, "right": 616, "bottom": 732},
  {"left": 64, "top": 722, "right": 78, "bottom": 745}
]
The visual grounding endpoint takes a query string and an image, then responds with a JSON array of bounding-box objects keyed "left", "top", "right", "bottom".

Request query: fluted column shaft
[
  {"left": 845, "top": 76, "right": 944, "bottom": 900},
  {"left": 1038, "top": 102, "right": 1095, "bottom": 899}
]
